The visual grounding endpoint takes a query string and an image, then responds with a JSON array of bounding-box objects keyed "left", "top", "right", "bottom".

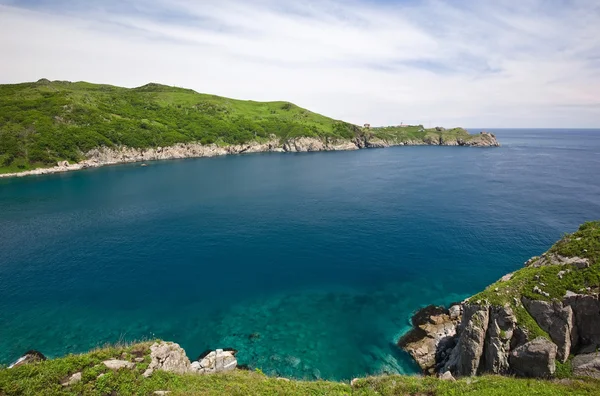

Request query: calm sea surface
[{"left": 1, "top": 129, "right": 599, "bottom": 379}]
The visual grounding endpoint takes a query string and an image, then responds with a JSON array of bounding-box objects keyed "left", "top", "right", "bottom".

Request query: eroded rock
[
  {"left": 564, "top": 294, "right": 600, "bottom": 352},
  {"left": 572, "top": 352, "right": 600, "bottom": 379},
  {"left": 444, "top": 304, "right": 489, "bottom": 377},
  {"left": 522, "top": 297, "right": 573, "bottom": 362},
  {"left": 144, "top": 342, "right": 191, "bottom": 377},
  {"left": 483, "top": 305, "right": 517, "bottom": 374},
  {"left": 509, "top": 337, "right": 557, "bottom": 378},
  {"left": 398, "top": 305, "right": 460, "bottom": 374}
]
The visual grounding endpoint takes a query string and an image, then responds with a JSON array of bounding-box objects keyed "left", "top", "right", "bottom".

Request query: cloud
[{"left": 0, "top": 0, "right": 599, "bottom": 127}]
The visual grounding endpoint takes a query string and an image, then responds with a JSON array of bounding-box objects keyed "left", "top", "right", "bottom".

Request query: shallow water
[{"left": 1, "top": 129, "right": 599, "bottom": 380}]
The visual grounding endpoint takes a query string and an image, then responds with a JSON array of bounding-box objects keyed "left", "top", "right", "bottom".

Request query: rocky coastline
[
  {"left": 0, "top": 132, "right": 500, "bottom": 179},
  {"left": 398, "top": 222, "right": 600, "bottom": 381}
]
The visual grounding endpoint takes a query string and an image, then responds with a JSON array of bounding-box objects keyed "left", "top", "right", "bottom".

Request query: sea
[{"left": 0, "top": 129, "right": 599, "bottom": 380}]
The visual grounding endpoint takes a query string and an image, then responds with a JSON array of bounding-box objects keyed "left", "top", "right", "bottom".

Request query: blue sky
[{"left": 1, "top": 0, "right": 599, "bottom": 127}]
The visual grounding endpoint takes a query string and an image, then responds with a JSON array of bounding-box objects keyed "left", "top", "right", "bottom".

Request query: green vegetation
[
  {"left": 471, "top": 221, "right": 600, "bottom": 339},
  {"left": 2, "top": 342, "right": 599, "bottom": 396},
  {"left": 0, "top": 79, "right": 485, "bottom": 174}
]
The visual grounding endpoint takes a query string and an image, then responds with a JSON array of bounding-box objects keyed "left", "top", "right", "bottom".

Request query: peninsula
[{"left": 0, "top": 79, "right": 499, "bottom": 178}]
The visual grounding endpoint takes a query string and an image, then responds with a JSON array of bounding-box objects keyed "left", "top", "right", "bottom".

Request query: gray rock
[
  {"left": 484, "top": 305, "right": 516, "bottom": 374},
  {"left": 509, "top": 337, "right": 557, "bottom": 378},
  {"left": 564, "top": 294, "right": 600, "bottom": 352},
  {"left": 103, "top": 359, "right": 135, "bottom": 370},
  {"left": 444, "top": 304, "right": 489, "bottom": 376},
  {"left": 398, "top": 305, "right": 459, "bottom": 374},
  {"left": 439, "top": 371, "right": 456, "bottom": 381},
  {"left": 61, "top": 372, "right": 82, "bottom": 386},
  {"left": 522, "top": 297, "right": 573, "bottom": 362},
  {"left": 145, "top": 342, "right": 191, "bottom": 377},
  {"left": 190, "top": 361, "right": 201, "bottom": 371},
  {"left": 449, "top": 305, "right": 462, "bottom": 320},
  {"left": 572, "top": 352, "right": 600, "bottom": 378}
]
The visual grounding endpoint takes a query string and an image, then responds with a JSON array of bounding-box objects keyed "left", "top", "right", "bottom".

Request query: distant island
[{"left": 0, "top": 79, "right": 499, "bottom": 178}]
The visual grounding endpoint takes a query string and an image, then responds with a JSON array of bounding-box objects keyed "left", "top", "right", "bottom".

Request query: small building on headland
[{"left": 363, "top": 123, "right": 371, "bottom": 129}]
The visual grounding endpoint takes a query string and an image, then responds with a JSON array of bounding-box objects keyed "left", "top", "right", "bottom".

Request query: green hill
[{"left": 0, "top": 79, "right": 496, "bottom": 175}]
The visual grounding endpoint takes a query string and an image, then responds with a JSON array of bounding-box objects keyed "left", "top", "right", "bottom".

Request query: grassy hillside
[
  {"left": 0, "top": 79, "right": 486, "bottom": 174},
  {"left": 0, "top": 79, "right": 361, "bottom": 173},
  {"left": 1, "top": 341, "right": 598, "bottom": 396}
]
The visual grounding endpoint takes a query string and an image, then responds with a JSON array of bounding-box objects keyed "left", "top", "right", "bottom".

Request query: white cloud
[{"left": 0, "top": 0, "right": 599, "bottom": 127}]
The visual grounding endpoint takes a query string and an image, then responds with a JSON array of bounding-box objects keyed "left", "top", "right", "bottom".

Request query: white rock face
[
  {"left": 103, "top": 359, "right": 135, "bottom": 370},
  {"left": 61, "top": 372, "right": 82, "bottom": 386},
  {"left": 191, "top": 349, "right": 237, "bottom": 374},
  {"left": 144, "top": 342, "right": 191, "bottom": 377}
]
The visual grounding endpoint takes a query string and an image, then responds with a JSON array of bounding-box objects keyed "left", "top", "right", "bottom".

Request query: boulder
[
  {"left": 483, "top": 305, "right": 517, "bottom": 374},
  {"left": 61, "top": 372, "right": 82, "bottom": 386},
  {"left": 144, "top": 342, "right": 191, "bottom": 377},
  {"left": 8, "top": 350, "right": 46, "bottom": 368},
  {"left": 444, "top": 304, "right": 489, "bottom": 376},
  {"left": 398, "top": 305, "right": 459, "bottom": 374},
  {"left": 564, "top": 294, "right": 600, "bottom": 352},
  {"left": 103, "top": 359, "right": 135, "bottom": 370},
  {"left": 522, "top": 297, "right": 573, "bottom": 362},
  {"left": 509, "top": 337, "right": 557, "bottom": 378},
  {"left": 572, "top": 352, "right": 600, "bottom": 379},
  {"left": 192, "top": 349, "right": 237, "bottom": 374}
]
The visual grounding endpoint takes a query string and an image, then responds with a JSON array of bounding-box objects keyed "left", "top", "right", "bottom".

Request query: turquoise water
[{"left": 1, "top": 129, "right": 599, "bottom": 380}]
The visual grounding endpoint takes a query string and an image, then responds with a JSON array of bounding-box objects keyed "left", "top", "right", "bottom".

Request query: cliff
[
  {"left": 399, "top": 221, "right": 600, "bottom": 380},
  {"left": 0, "top": 79, "right": 499, "bottom": 177}
]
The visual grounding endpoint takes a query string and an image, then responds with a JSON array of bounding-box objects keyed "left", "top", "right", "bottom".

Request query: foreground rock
[
  {"left": 444, "top": 304, "right": 489, "bottom": 376},
  {"left": 522, "top": 298, "right": 573, "bottom": 362},
  {"left": 398, "top": 305, "right": 461, "bottom": 374},
  {"left": 572, "top": 352, "right": 600, "bottom": 379},
  {"left": 509, "top": 337, "right": 557, "bottom": 378},
  {"left": 144, "top": 342, "right": 191, "bottom": 377},
  {"left": 8, "top": 350, "right": 46, "bottom": 368},
  {"left": 190, "top": 349, "right": 238, "bottom": 374}
]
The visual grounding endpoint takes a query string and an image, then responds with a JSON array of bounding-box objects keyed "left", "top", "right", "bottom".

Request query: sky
[{"left": 0, "top": 0, "right": 599, "bottom": 128}]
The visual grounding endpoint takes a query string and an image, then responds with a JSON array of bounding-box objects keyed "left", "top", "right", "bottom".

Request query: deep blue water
[{"left": 1, "top": 129, "right": 599, "bottom": 380}]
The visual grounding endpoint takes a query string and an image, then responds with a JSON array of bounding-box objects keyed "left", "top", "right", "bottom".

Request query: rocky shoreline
[
  {"left": 0, "top": 133, "right": 500, "bottom": 179},
  {"left": 398, "top": 223, "right": 600, "bottom": 381}
]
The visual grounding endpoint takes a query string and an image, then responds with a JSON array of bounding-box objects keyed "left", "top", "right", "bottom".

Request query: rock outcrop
[
  {"left": 483, "top": 305, "right": 517, "bottom": 374},
  {"left": 444, "top": 304, "right": 489, "bottom": 376},
  {"left": 564, "top": 294, "right": 600, "bottom": 352},
  {"left": 509, "top": 337, "right": 557, "bottom": 378},
  {"left": 398, "top": 305, "right": 461, "bottom": 374},
  {"left": 144, "top": 342, "right": 192, "bottom": 377},
  {"left": 190, "top": 349, "right": 237, "bottom": 374},
  {"left": 521, "top": 298, "right": 573, "bottom": 362},
  {"left": 572, "top": 352, "right": 600, "bottom": 378}
]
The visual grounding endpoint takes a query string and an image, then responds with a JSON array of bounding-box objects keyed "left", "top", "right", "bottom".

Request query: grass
[
  {"left": 470, "top": 221, "right": 600, "bottom": 339},
  {"left": 2, "top": 342, "right": 599, "bottom": 396},
  {"left": 0, "top": 79, "right": 491, "bottom": 174}
]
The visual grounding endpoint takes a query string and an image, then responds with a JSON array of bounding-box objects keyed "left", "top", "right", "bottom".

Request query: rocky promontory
[
  {"left": 399, "top": 221, "right": 600, "bottom": 380},
  {"left": 0, "top": 132, "right": 500, "bottom": 179}
]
